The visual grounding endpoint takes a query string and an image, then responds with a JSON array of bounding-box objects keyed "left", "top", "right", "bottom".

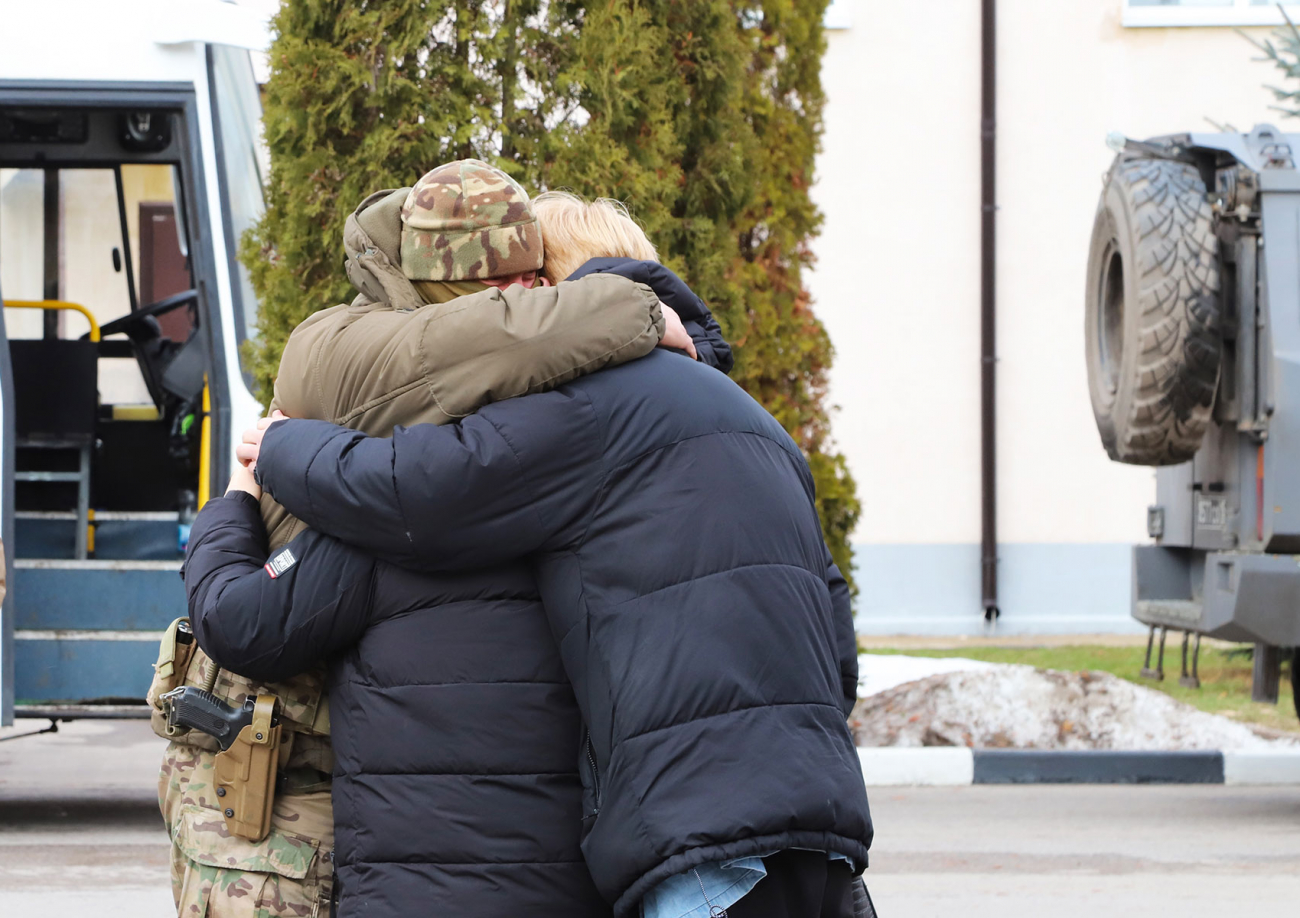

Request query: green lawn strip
[{"left": 865, "top": 645, "right": 1299, "bottom": 736}]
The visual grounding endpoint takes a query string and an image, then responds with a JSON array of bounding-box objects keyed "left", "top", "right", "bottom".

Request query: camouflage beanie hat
[{"left": 400, "top": 159, "right": 543, "bottom": 282}]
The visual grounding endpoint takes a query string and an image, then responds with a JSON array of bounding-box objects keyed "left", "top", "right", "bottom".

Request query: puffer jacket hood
[
  {"left": 569, "top": 259, "right": 733, "bottom": 374},
  {"left": 341, "top": 187, "right": 424, "bottom": 312}
]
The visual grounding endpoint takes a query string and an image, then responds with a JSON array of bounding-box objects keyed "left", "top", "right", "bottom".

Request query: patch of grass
[{"left": 866, "top": 644, "right": 1300, "bottom": 735}]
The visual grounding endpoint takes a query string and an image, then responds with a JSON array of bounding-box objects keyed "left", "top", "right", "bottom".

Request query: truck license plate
[{"left": 1196, "top": 494, "right": 1227, "bottom": 529}]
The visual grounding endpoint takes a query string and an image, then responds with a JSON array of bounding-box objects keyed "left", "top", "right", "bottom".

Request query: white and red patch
[{"left": 264, "top": 547, "right": 297, "bottom": 579}]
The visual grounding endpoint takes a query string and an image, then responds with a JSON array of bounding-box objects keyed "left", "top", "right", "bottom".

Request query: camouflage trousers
[{"left": 159, "top": 742, "right": 334, "bottom": 918}]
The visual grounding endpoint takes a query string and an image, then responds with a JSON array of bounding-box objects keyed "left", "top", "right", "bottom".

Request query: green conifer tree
[
  {"left": 1244, "top": 11, "right": 1300, "bottom": 117},
  {"left": 544, "top": 0, "right": 860, "bottom": 585},
  {"left": 243, "top": 0, "right": 861, "bottom": 590},
  {"left": 242, "top": 0, "right": 510, "bottom": 395}
]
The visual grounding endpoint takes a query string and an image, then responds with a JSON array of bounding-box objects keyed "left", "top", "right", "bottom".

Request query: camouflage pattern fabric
[
  {"left": 154, "top": 625, "right": 333, "bottom": 918},
  {"left": 160, "top": 743, "right": 333, "bottom": 918},
  {"left": 400, "top": 159, "right": 543, "bottom": 282}
]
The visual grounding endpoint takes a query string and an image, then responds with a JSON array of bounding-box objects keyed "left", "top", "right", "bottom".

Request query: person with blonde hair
[
  {"left": 534, "top": 190, "right": 734, "bottom": 373},
  {"left": 531, "top": 191, "right": 659, "bottom": 284}
]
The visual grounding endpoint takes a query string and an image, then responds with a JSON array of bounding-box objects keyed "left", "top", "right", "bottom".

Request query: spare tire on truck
[{"left": 1085, "top": 156, "right": 1222, "bottom": 466}]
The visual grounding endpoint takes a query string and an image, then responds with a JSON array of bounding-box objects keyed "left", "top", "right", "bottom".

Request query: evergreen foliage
[
  {"left": 243, "top": 0, "right": 861, "bottom": 590},
  {"left": 1244, "top": 10, "right": 1300, "bottom": 117}
]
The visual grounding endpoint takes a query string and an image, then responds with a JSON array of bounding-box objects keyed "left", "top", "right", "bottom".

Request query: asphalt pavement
[
  {"left": 866, "top": 783, "right": 1300, "bottom": 915},
  {"left": 0, "top": 719, "right": 171, "bottom": 917},
  {"left": 2, "top": 720, "right": 1298, "bottom": 916}
]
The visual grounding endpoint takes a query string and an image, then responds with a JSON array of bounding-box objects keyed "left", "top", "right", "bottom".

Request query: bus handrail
[{"left": 2, "top": 300, "right": 101, "bottom": 342}]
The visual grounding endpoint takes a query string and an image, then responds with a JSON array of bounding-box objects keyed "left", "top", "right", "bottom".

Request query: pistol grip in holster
[{"left": 213, "top": 694, "right": 282, "bottom": 843}]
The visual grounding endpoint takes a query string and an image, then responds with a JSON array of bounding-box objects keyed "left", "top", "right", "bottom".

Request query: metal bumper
[{"left": 1134, "top": 545, "right": 1300, "bottom": 645}]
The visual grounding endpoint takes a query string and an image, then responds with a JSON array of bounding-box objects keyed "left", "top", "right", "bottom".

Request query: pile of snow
[
  {"left": 853, "top": 653, "right": 1295, "bottom": 751},
  {"left": 857, "top": 653, "right": 998, "bottom": 698}
]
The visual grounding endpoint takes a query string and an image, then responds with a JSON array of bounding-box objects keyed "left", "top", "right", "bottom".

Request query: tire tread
[{"left": 1092, "top": 157, "right": 1221, "bottom": 465}]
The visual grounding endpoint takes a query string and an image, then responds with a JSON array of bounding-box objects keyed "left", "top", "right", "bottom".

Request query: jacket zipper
[
  {"left": 584, "top": 732, "right": 602, "bottom": 814},
  {"left": 695, "top": 868, "right": 728, "bottom": 918}
]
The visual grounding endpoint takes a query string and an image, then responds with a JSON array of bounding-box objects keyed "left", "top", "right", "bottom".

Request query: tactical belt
[{"left": 149, "top": 618, "right": 329, "bottom": 842}]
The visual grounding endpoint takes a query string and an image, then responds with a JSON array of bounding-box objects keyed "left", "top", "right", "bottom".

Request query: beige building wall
[
  {"left": 811, "top": 0, "right": 1282, "bottom": 546},
  {"left": 809, "top": 0, "right": 1289, "bottom": 631}
]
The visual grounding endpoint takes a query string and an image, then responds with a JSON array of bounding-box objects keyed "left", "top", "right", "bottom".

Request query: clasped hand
[
  {"left": 225, "top": 410, "right": 286, "bottom": 500},
  {"left": 658, "top": 304, "right": 697, "bottom": 360}
]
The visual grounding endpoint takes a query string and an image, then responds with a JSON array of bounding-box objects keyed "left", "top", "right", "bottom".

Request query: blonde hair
[{"left": 532, "top": 190, "right": 659, "bottom": 284}]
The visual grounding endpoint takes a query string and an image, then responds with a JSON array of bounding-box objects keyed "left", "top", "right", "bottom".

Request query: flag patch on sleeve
[{"left": 265, "top": 547, "right": 297, "bottom": 579}]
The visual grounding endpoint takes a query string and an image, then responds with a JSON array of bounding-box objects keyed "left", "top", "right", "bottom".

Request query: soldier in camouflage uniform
[
  {"left": 156, "top": 564, "right": 337, "bottom": 916},
  {"left": 152, "top": 161, "right": 673, "bottom": 917}
]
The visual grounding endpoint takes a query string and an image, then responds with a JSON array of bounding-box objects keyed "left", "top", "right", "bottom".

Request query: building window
[{"left": 1125, "top": 0, "right": 1300, "bottom": 27}]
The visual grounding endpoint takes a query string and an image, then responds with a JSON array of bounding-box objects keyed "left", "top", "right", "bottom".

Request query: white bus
[{"left": 0, "top": 1, "right": 269, "bottom": 723}]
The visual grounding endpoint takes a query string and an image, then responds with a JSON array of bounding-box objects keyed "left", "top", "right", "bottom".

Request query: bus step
[
  {"left": 12, "top": 560, "right": 183, "bottom": 703},
  {"left": 16, "top": 513, "right": 182, "bottom": 560}
]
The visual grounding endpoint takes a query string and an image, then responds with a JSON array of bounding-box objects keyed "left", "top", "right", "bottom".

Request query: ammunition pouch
[
  {"left": 213, "top": 694, "right": 283, "bottom": 842},
  {"left": 147, "top": 617, "right": 198, "bottom": 739}
]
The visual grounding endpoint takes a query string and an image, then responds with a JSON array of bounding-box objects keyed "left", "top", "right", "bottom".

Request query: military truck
[
  {"left": 0, "top": 2, "right": 268, "bottom": 725},
  {"left": 1085, "top": 124, "right": 1300, "bottom": 718}
]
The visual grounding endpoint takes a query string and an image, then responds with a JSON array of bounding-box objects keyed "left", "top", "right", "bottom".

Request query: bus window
[
  {"left": 121, "top": 164, "right": 182, "bottom": 296},
  {"left": 2, "top": 168, "right": 142, "bottom": 399},
  {"left": 60, "top": 169, "right": 132, "bottom": 328},
  {"left": 209, "top": 44, "right": 267, "bottom": 362},
  {"left": 0, "top": 168, "right": 47, "bottom": 339},
  {"left": 0, "top": 156, "right": 202, "bottom": 518},
  {"left": 120, "top": 164, "right": 192, "bottom": 350},
  {"left": 59, "top": 169, "right": 147, "bottom": 405}
]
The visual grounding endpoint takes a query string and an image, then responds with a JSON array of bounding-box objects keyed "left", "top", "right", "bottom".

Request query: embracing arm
[
  {"left": 681, "top": 313, "right": 732, "bottom": 373},
  {"left": 271, "top": 274, "right": 666, "bottom": 436},
  {"left": 412, "top": 274, "right": 666, "bottom": 418},
  {"left": 254, "top": 389, "right": 604, "bottom": 573},
  {"left": 182, "top": 491, "right": 377, "bottom": 683}
]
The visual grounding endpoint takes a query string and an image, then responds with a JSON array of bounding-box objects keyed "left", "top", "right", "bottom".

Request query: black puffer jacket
[
  {"left": 183, "top": 260, "right": 733, "bottom": 918},
  {"left": 184, "top": 494, "right": 610, "bottom": 916},
  {"left": 254, "top": 329, "right": 872, "bottom": 916}
]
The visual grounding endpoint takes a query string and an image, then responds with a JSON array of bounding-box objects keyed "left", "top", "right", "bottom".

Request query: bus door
[{"left": 0, "top": 97, "right": 222, "bottom": 718}]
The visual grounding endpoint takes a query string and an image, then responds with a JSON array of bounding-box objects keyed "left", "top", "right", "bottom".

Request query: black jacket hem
[{"left": 612, "top": 830, "right": 871, "bottom": 918}]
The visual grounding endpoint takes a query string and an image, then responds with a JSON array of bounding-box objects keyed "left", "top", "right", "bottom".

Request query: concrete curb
[
  {"left": 856, "top": 748, "right": 975, "bottom": 786},
  {"left": 858, "top": 747, "right": 1300, "bottom": 786},
  {"left": 973, "top": 750, "right": 1223, "bottom": 784},
  {"left": 1223, "top": 750, "right": 1300, "bottom": 785}
]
